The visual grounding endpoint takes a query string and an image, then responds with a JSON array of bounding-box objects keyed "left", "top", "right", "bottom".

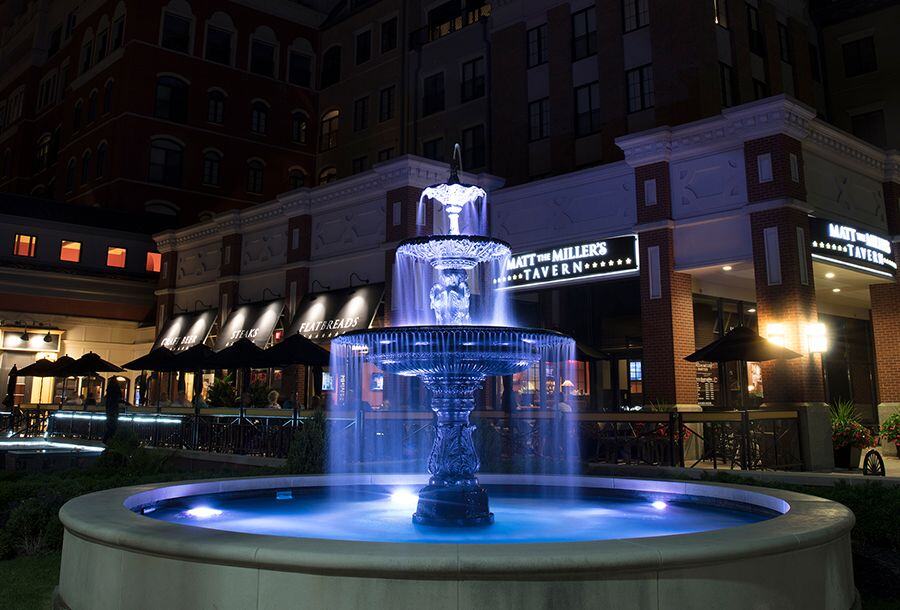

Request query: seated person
[
  {"left": 84, "top": 392, "right": 97, "bottom": 407},
  {"left": 157, "top": 391, "right": 172, "bottom": 407},
  {"left": 266, "top": 390, "right": 281, "bottom": 408},
  {"left": 63, "top": 395, "right": 83, "bottom": 406}
]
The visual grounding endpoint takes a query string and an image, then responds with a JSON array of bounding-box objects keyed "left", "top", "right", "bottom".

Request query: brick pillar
[
  {"left": 547, "top": 4, "right": 574, "bottom": 174},
  {"left": 634, "top": 161, "right": 697, "bottom": 409},
  {"left": 871, "top": 180, "right": 900, "bottom": 434},
  {"left": 490, "top": 23, "right": 529, "bottom": 184},
  {"left": 596, "top": 0, "right": 626, "bottom": 161},
  {"left": 745, "top": 134, "right": 831, "bottom": 469},
  {"left": 155, "top": 250, "right": 178, "bottom": 332}
]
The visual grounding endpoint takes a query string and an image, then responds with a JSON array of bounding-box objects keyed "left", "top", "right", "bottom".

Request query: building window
[
  {"left": 423, "top": 137, "right": 445, "bottom": 161},
  {"left": 288, "top": 51, "right": 311, "bottom": 87},
  {"left": 355, "top": 30, "right": 371, "bottom": 65},
  {"left": 623, "top": 0, "right": 649, "bottom": 32},
  {"left": 106, "top": 246, "right": 127, "bottom": 268},
  {"left": 529, "top": 98, "right": 549, "bottom": 141},
  {"left": 318, "top": 167, "right": 337, "bottom": 184},
  {"left": 842, "top": 37, "right": 877, "bottom": 78},
  {"left": 148, "top": 138, "right": 183, "bottom": 186},
  {"left": 65, "top": 159, "right": 76, "bottom": 192},
  {"left": 378, "top": 148, "right": 393, "bottom": 162},
  {"left": 291, "top": 111, "right": 308, "bottom": 143},
  {"left": 80, "top": 39, "right": 93, "bottom": 73},
  {"left": 575, "top": 82, "right": 601, "bottom": 135},
  {"left": 246, "top": 160, "right": 264, "bottom": 193},
  {"left": 321, "top": 47, "right": 341, "bottom": 88},
  {"left": 207, "top": 91, "right": 225, "bottom": 123},
  {"left": 746, "top": 5, "right": 765, "bottom": 56},
  {"left": 423, "top": 72, "right": 445, "bottom": 116},
  {"left": 34, "top": 134, "right": 51, "bottom": 172},
  {"left": 60, "top": 240, "right": 81, "bottom": 263},
  {"left": 352, "top": 156, "right": 368, "bottom": 174},
  {"left": 96, "top": 28, "right": 109, "bottom": 62},
  {"left": 146, "top": 252, "right": 162, "bottom": 272},
  {"left": 714, "top": 0, "right": 728, "bottom": 27},
  {"left": 48, "top": 27, "right": 62, "bottom": 57},
  {"left": 65, "top": 11, "right": 77, "bottom": 39},
  {"left": 289, "top": 169, "right": 305, "bottom": 189},
  {"left": 572, "top": 7, "right": 597, "bottom": 61},
  {"left": 103, "top": 81, "right": 113, "bottom": 113},
  {"left": 154, "top": 76, "right": 188, "bottom": 122},
  {"left": 205, "top": 26, "right": 232, "bottom": 65},
  {"left": 202, "top": 151, "right": 222, "bottom": 186},
  {"left": 461, "top": 125, "right": 485, "bottom": 169},
  {"left": 250, "top": 102, "right": 268, "bottom": 134},
  {"left": 353, "top": 97, "right": 369, "bottom": 131},
  {"left": 719, "top": 63, "right": 737, "bottom": 107},
  {"left": 250, "top": 39, "right": 276, "bottom": 77},
  {"left": 381, "top": 18, "right": 398, "bottom": 52},
  {"left": 319, "top": 110, "right": 339, "bottom": 151},
  {"left": 753, "top": 78, "right": 769, "bottom": 100},
  {"left": 87, "top": 91, "right": 97, "bottom": 122},
  {"left": 96, "top": 143, "right": 107, "bottom": 178},
  {"left": 379, "top": 86, "right": 395, "bottom": 122},
  {"left": 461, "top": 57, "right": 485, "bottom": 102},
  {"left": 13, "top": 234, "right": 36, "bottom": 257},
  {"left": 81, "top": 151, "right": 91, "bottom": 183},
  {"left": 73, "top": 100, "right": 82, "bottom": 131},
  {"left": 777, "top": 23, "right": 792, "bottom": 64},
  {"left": 527, "top": 24, "right": 548, "bottom": 68},
  {"left": 161, "top": 13, "right": 191, "bottom": 53},
  {"left": 112, "top": 15, "right": 125, "bottom": 49},
  {"left": 851, "top": 109, "right": 886, "bottom": 148},
  {"left": 626, "top": 65, "right": 654, "bottom": 113}
]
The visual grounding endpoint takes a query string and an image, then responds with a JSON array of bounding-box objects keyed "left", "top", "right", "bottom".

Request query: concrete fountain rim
[{"left": 58, "top": 473, "right": 853, "bottom": 580}]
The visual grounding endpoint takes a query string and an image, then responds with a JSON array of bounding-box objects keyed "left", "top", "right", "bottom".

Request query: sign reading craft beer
[
  {"left": 287, "top": 284, "right": 384, "bottom": 342},
  {"left": 153, "top": 310, "right": 217, "bottom": 352},
  {"left": 497, "top": 235, "right": 639, "bottom": 290},
  {"left": 809, "top": 218, "right": 897, "bottom": 278},
  {"left": 214, "top": 299, "right": 284, "bottom": 350}
]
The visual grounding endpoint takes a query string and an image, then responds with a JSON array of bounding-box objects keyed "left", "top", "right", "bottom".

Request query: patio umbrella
[
  {"left": 262, "top": 333, "right": 329, "bottom": 367},
  {"left": 171, "top": 344, "right": 216, "bottom": 372},
  {"left": 3, "top": 364, "right": 17, "bottom": 409},
  {"left": 208, "top": 338, "right": 266, "bottom": 370},
  {"left": 16, "top": 358, "right": 58, "bottom": 377},
  {"left": 122, "top": 347, "right": 177, "bottom": 372},
  {"left": 685, "top": 326, "right": 802, "bottom": 363}
]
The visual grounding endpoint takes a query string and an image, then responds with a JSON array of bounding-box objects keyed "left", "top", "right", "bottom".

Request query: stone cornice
[
  {"left": 883, "top": 151, "right": 900, "bottom": 184},
  {"left": 804, "top": 120, "right": 889, "bottom": 182}
]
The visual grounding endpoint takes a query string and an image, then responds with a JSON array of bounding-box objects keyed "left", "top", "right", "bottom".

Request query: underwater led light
[
  {"left": 390, "top": 489, "right": 420, "bottom": 510},
  {"left": 185, "top": 506, "right": 222, "bottom": 519},
  {"left": 651, "top": 501, "right": 668, "bottom": 510}
]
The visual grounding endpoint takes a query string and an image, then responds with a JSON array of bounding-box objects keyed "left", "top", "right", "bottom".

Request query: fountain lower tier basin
[{"left": 58, "top": 474, "right": 857, "bottom": 610}]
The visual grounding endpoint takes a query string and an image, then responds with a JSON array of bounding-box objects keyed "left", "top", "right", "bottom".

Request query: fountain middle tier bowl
[
  {"left": 396, "top": 235, "right": 511, "bottom": 270},
  {"left": 331, "top": 326, "right": 573, "bottom": 379}
]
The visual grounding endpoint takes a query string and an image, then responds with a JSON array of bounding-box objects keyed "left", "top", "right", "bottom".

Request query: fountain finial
[{"left": 448, "top": 143, "right": 462, "bottom": 184}]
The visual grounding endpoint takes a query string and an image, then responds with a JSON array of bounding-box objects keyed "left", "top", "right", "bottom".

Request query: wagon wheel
[{"left": 862, "top": 449, "right": 885, "bottom": 477}]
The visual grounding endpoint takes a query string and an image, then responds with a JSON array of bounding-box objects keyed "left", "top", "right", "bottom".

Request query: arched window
[
  {"left": 318, "top": 166, "right": 337, "bottom": 185},
  {"left": 288, "top": 37, "right": 314, "bottom": 87},
  {"left": 154, "top": 76, "right": 188, "bottom": 122},
  {"left": 145, "top": 201, "right": 179, "bottom": 215},
  {"left": 204, "top": 12, "right": 235, "bottom": 66},
  {"left": 96, "top": 142, "right": 107, "bottom": 178},
  {"left": 202, "top": 150, "right": 222, "bottom": 186},
  {"left": 321, "top": 46, "right": 341, "bottom": 88},
  {"left": 65, "top": 158, "right": 76, "bottom": 192},
  {"left": 288, "top": 168, "right": 305, "bottom": 189},
  {"left": 103, "top": 80, "right": 113, "bottom": 113},
  {"left": 112, "top": 2, "right": 126, "bottom": 50},
  {"left": 249, "top": 26, "right": 278, "bottom": 77},
  {"left": 291, "top": 111, "right": 308, "bottom": 144},
  {"left": 207, "top": 90, "right": 225, "bottom": 123},
  {"left": 81, "top": 150, "right": 92, "bottom": 183},
  {"left": 95, "top": 16, "right": 110, "bottom": 63},
  {"left": 319, "top": 110, "right": 339, "bottom": 151},
  {"left": 148, "top": 138, "right": 183, "bottom": 186},
  {"left": 246, "top": 159, "right": 264, "bottom": 193},
  {"left": 160, "top": 0, "right": 193, "bottom": 53},
  {"left": 34, "top": 133, "right": 51, "bottom": 171},
  {"left": 73, "top": 100, "right": 83, "bottom": 130},
  {"left": 250, "top": 101, "right": 268, "bottom": 134},
  {"left": 80, "top": 29, "right": 94, "bottom": 74},
  {"left": 87, "top": 90, "right": 98, "bottom": 121}
]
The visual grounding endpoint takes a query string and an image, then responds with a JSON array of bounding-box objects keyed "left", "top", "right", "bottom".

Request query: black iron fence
[{"left": 9, "top": 404, "right": 803, "bottom": 470}]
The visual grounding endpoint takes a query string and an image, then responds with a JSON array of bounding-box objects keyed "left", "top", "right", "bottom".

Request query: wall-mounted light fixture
[
  {"left": 806, "top": 322, "right": 828, "bottom": 354},
  {"left": 311, "top": 280, "right": 331, "bottom": 292},
  {"left": 349, "top": 272, "right": 370, "bottom": 287},
  {"left": 766, "top": 323, "right": 787, "bottom": 348}
]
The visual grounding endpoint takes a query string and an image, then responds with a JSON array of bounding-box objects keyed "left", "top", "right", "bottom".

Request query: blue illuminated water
[{"left": 140, "top": 486, "right": 772, "bottom": 544}]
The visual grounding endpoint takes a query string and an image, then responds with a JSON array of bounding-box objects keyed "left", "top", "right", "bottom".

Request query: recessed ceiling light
[
  {"left": 747, "top": 308, "right": 757, "bottom": 313},
  {"left": 832, "top": 288, "right": 841, "bottom": 293},
  {"left": 722, "top": 265, "right": 733, "bottom": 271},
  {"left": 825, "top": 272, "right": 835, "bottom": 279}
]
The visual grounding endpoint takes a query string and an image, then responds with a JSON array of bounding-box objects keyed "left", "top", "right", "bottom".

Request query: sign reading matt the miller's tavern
[{"left": 809, "top": 218, "right": 897, "bottom": 278}]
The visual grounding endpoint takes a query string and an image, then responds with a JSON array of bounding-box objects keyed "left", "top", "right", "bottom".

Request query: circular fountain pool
[{"left": 58, "top": 474, "right": 857, "bottom": 610}]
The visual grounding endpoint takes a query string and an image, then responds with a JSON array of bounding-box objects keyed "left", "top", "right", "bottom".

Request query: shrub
[
  {"left": 248, "top": 381, "right": 270, "bottom": 407},
  {"left": 3, "top": 496, "right": 65, "bottom": 555},
  {"left": 207, "top": 375, "right": 237, "bottom": 408},
  {"left": 880, "top": 412, "right": 900, "bottom": 446},
  {"left": 830, "top": 400, "right": 875, "bottom": 450},
  {"left": 286, "top": 410, "right": 326, "bottom": 474},
  {"left": 95, "top": 429, "right": 171, "bottom": 475}
]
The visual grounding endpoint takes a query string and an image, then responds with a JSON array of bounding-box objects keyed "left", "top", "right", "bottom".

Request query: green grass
[{"left": 0, "top": 552, "right": 60, "bottom": 610}]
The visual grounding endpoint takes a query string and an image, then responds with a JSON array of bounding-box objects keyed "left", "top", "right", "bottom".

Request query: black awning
[
  {"left": 214, "top": 299, "right": 284, "bottom": 351},
  {"left": 287, "top": 284, "right": 384, "bottom": 342},
  {"left": 152, "top": 310, "right": 217, "bottom": 353}
]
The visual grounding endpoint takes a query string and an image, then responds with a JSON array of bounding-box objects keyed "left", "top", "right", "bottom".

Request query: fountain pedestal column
[{"left": 413, "top": 377, "right": 493, "bottom": 526}]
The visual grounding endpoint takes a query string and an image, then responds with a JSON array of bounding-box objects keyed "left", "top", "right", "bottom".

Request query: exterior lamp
[
  {"left": 766, "top": 323, "right": 787, "bottom": 348},
  {"left": 43, "top": 330, "right": 53, "bottom": 343},
  {"left": 806, "top": 323, "right": 828, "bottom": 354}
]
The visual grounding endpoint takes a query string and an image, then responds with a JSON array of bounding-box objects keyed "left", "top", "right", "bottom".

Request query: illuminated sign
[
  {"left": 809, "top": 218, "right": 896, "bottom": 278},
  {"left": 288, "top": 284, "right": 384, "bottom": 342},
  {"left": 153, "top": 310, "right": 217, "bottom": 352},
  {"left": 214, "top": 299, "right": 284, "bottom": 350},
  {"left": 497, "top": 235, "right": 639, "bottom": 290}
]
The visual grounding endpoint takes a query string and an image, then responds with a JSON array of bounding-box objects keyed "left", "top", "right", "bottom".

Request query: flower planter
[{"left": 833, "top": 445, "right": 862, "bottom": 469}]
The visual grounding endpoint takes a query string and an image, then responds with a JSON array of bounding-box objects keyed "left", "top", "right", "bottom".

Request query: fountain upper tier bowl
[
  {"left": 396, "top": 235, "right": 511, "bottom": 270},
  {"left": 331, "top": 325, "right": 572, "bottom": 380}
]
